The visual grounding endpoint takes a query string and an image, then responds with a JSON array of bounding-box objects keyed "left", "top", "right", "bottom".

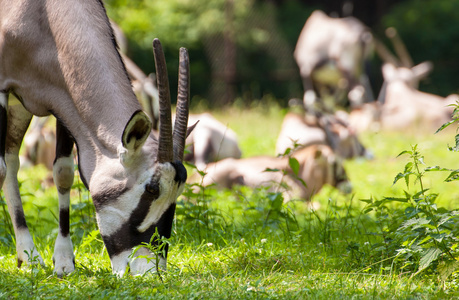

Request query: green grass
[{"left": 2, "top": 104, "right": 459, "bottom": 299}]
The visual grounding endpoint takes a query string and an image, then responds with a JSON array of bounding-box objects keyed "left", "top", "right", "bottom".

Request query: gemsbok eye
[{"left": 145, "top": 182, "right": 160, "bottom": 199}]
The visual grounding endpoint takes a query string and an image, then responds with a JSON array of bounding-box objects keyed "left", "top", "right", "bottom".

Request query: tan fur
[
  {"left": 0, "top": 1, "right": 189, "bottom": 276},
  {"left": 294, "top": 10, "right": 374, "bottom": 106},
  {"left": 185, "top": 113, "right": 241, "bottom": 170},
  {"left": 192, "top": 145, "right": 350, "bottom": 200},
  {"left": 276, "top": 112, "right": 369, "bottom": 159}
]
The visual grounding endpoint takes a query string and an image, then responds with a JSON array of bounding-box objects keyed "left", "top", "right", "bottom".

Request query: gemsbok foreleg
[
  {"left": 1, "top": 94, "right": 44, "bottom": 267},
  {"left": 0, "top": 92, "right": 7, "bottom": 189},
  {"left": 52, "top": 121, "right": 75, "bottom": 276}
]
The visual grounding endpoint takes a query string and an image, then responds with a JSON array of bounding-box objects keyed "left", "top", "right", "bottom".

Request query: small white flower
[
  {"left": 261, "top": 239, "right": 267, "bottom": 244},
  {"left": 206, "top": 242, "right": 213, "bottom": 247}
]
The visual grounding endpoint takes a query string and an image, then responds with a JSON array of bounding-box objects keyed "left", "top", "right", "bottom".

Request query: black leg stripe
[
  {"left": 59, "top": 208, "right": 70, "bottom": 236},
  {"left": 15, "top": 209, "right": 28, "bottom": 229},
  {"left": 0, "top": 104, "right": 7, "bottom": 157},
  {"left": 54, "top": 120, "right": 74, "bottom": 163}
]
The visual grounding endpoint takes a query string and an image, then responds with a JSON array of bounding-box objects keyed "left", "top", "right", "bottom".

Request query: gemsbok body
[
  {"left": 294, "top": 10, "right": 374, "bottom": 109},
  {"left": 193, "top": 145, "right": 351, "bottom": 201},
  {"left": 0, "top": 0, "right": 191, "bottom": 276},
  {"left": 185, "top": 113, "right": 242, "bottom": 170}
]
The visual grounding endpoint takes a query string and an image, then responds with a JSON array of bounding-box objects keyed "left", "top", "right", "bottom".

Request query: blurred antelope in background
[
  {"left": 185, "top": 113, "right": 242, "bottom": 170},
  {"left": 294, "top": 10, "right": 374, "bottom": 111},
  {"left": 276, "top": 111, "right": 371, "bottom": 160},
  {"left": 349, "top": 27, "right": 457, "bottom": 132},
  {"left": 0, "top": 0, "right": 191, "bottom": 276},
  {"left": 192, "top": 144, "right": 351, "bottom": 201}
]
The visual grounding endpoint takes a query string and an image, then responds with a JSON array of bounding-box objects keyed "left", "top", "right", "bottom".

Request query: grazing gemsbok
[{"left": 0, "top": 1, "right": 190, "bottom": 276}]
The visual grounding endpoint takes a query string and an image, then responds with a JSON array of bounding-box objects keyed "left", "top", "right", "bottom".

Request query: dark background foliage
[{"left": 105, "top": 0, "right": 459, "bottom": 107}]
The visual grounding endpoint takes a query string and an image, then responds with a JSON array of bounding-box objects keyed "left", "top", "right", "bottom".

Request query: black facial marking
[
  {"left": 145, "top": 181, "right": 160, "bottom": 199},
  {"left": 92, "top": 186, "right": 129, "bottom": 211},
  {"left": 59, "top": 208, "right": 70, "bottom": 237},
  {"left": 171, "top": 161, "right": 187, "bottom": 184},
  {"left": 102, "top": 203, "right": 176, "bottom": 258}
]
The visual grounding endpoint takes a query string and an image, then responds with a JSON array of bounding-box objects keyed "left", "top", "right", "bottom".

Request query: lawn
[{"left": 1, "top": 103, "right": 459, "bottom": 299}]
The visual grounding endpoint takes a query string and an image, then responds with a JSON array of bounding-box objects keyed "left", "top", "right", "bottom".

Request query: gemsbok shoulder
[{"left": 0, "top": 0, "right": 191, "bottom": 276}]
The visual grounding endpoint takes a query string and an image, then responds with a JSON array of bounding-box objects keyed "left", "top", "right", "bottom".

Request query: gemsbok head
[
  {"left": 372, "top": 27, "right": 457, "bottom": 131},
  {"left": 0, "top": 0, "right": 190, "bottom": 276}
]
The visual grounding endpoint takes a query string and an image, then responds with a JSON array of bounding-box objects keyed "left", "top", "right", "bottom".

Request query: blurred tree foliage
[
  {"left": 381, "top": 0, "right": 459, "bottom": 97},
  {"left": 105, "top": 0, "right": 458, "bottom": 106}
]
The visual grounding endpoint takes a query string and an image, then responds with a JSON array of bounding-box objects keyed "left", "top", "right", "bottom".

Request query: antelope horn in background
[
  {"left": 173, "top": 48, "right": 190, "bottom": 162},
  {"left": 373, "top": 38, "right": 400, "bottom": 67},
  {"left": 385, "top": 27, "right": 414, "bottom": 68},
  {"left": 153, "top": 38, "right": 173, "bottom": 163}
]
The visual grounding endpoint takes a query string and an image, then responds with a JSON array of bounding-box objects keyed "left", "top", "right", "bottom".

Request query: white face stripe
[
  {"left": 96, "top": 178, "right": 149, "bottom": 237},
  {"left": 96, "top": 163, "right": 181, "bottom": 236}
]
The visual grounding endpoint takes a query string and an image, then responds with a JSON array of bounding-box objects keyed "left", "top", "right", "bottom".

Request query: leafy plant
[{"left": 362, "top": 145, "right": 459, "bottom": 278}]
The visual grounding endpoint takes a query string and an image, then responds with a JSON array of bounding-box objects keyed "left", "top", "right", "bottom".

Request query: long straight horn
[
  {"left": 153, "top": 38, "right": 173, "bottom": 163},
  {"left": 385, "top": 27, "right": 414, "bottom": 68},
  {"left": 173, "top": 48, "right": 190, "bottom": 162}
]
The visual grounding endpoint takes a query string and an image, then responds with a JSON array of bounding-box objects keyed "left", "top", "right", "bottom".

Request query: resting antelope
[
  {"left": 348, "top": 27, "right": 457, "bottom": 132},
  {"left": 0, "top": 1, "right": 190, "bottom": 276},
  {"left": 185, "top": 113, "right": 242, "bottom": 170},
  {"left": 193, "top": 144, "right": 351, "bottom": 201},
  {"left": 294, "top": 10, "right": 374, "bottom": 110},
  {"left": 276, "top": 112, "right": 370, "bottom": 160}
]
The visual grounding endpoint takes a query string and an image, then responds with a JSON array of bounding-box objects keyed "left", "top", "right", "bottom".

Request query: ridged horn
[
  {"left": 153, "top": 38, "right": 173, "bottom": 163},
  {"left": 173, "top": 48, "right": 190, "bottom": 162}
]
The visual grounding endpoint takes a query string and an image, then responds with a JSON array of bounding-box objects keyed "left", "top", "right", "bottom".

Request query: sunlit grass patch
[{"left": 1, "top": 106, "right": 459, "bottom": 298}]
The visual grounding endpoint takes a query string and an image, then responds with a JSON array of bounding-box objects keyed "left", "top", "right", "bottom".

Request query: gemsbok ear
[{"left": 122, "top": 110, "right": 152, "bottom": 152}]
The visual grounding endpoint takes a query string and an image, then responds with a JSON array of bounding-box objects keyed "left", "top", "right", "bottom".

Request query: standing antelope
[
  {"left": 0, "top": 1, "right": 190, "bottom": 276},
  {"left": 294, "top": 10, "right": 374, "bottom": 110}
]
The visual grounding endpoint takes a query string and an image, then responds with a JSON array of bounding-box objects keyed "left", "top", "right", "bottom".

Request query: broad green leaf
[
  {"left": 435, "top": 120, "right": 456, "bottom": 134},
  {"left": 438, "top": 261, "right": 459, "bottom": 282},
  {"left": 264, "top": 168, "right": 280, "bottom": 173},
  {"left": 288, "top": 157, "right": 300, "bottom": 176},
  {"left": 445, "top": 170, "right": 459, "bottom": 182},
  {"left": 393, "top": 171, "right": 414, "bottom": 186},
  {"left": 397, "top": 150, "right": 412, "bottom": 158},
  {"left": 399, "top": 217, "right": 430, "bottom": 229},
  {"left": 424, "top": 166, "right": 451, "bottom": 172},
  {"left": 418, "top": 247, "right": 442, "bottom": 272},
  {"left": 383, "top": 197, "right": 409, "bottom": 203}
]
